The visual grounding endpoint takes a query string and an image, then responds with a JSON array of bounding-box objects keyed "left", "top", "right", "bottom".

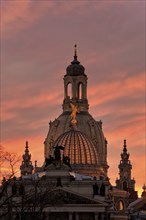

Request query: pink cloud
[
  {"left": 1, "top": 1, "right": 145, "bottom": 196},
  {"left": 1, "top": 1, "right": 54, "bottom": 35}
]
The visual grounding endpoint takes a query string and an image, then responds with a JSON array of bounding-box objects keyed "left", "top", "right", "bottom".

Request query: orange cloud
[
  {"left": 1, "top": 1, "right": 145, "bottom": 197},
  {"left": 1, "top": 1, "right": 54, "bottom": 36}
]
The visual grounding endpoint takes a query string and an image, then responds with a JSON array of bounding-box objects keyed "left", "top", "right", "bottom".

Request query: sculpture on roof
[
  {"left": 54, "top": 145, "right": 64, "bottom": 161},
  {"left": 70, "top": 103, "right": 79, "bottom": 125}
]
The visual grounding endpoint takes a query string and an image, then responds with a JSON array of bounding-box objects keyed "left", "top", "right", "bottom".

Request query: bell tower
[
  {"left": 116, "top": 140, "right": 135, "bottom": 191},
  {"left": 116, "top": 140, "right": 138, "bottom": 202},
  {"left": 63, "top": 45, "right": 89, "bottom": 112}
]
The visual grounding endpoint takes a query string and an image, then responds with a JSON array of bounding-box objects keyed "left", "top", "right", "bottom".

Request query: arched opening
[
  {"left": 119, "top": 201, "right": 124, "bottom": 211},
  {"left": 123, "top": 181, "right": 128, "bottom": 191},
  {"left": 117, "top": 200, "right": 124, "bottom": 211},
  {"left": 78, "top": 82, "right": 83, "bottom": 99},
  {"left": 67, "top": 83, "right": 72, "bottom": 99}
]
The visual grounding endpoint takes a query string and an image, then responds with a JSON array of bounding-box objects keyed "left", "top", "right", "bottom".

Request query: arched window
[
  {"left": 67, "top": 83, "right": 72, "bottom": 98},
  {"left": 78, "top": 83, "right": 83, "bottom": 99},
  {"left": 123, "top": 181, "right": 128, "bottom": 191},
  {"left": 117, "top": 200, "right": 124, "bottom": 211},
  {"left": 119, "top": 201, "right": 124, "bottom": 211}
]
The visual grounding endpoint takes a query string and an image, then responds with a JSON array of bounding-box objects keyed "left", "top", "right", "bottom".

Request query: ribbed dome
[{"left": 54, "top": 129, "right": 100, "bottom": 166}]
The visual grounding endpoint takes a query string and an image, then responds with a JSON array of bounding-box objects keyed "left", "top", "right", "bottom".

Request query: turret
[{"left": 20, "top": 141, "right": 33, "bottom": 176}]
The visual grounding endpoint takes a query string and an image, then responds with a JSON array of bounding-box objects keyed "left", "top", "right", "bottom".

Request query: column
[
  {"left": 69, "top": 212, "right": 73, "bottom": 220},
  {"left": 94, "top": 212, "right": 99, "bottom": 220},
  {"left": 75, "top": 212, "right": 79, "bottom": 220},
  {"left": 101, "top": 213, "right": 105, "bottom": 220}
]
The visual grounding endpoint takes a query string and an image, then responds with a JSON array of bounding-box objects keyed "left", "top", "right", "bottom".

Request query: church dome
[
  {"left": 66, "top": 62, "right": 85, "bottom": 76},
  {"left": 54, "top": 129, "right": 100, "bottom": 165},
  {"left": 45, "top": 111, "right": 108, "bottom": 176},
  {"left": 44, "top": 46, "right": 109, "bottom": 176}
]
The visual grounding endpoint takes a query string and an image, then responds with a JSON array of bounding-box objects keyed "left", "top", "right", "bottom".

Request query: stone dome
[
  {"left": 66, "top": 47, "right": 85, "bottom": 76},
  {"left": 44, "top": 111, "right": 108, "bottom": 175},
  {"left": 54, "top": 129, "right": 100, "bottom": 165},
  {"left": 66, "top": 62, "right": 85, "bottom": 76}
]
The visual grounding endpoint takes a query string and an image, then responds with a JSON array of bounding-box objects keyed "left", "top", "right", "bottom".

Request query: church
[{"left": 1, "top": 46, "right": 146, "bottom": 220}]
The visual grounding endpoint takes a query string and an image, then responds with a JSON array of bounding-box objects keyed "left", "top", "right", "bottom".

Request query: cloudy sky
[{"left": 1, "top": 1, "right": 145, "bottom": 195}]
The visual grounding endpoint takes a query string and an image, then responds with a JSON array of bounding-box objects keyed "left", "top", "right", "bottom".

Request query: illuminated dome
[{"left": 53, "top": 129, "right": 102, "bottom": 176}]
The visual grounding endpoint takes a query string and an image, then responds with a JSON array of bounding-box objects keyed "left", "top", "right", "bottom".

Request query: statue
[
  {"left": 70, "top": 103, "right": 79, "bottom": 125},
  {"left": 54, "top": 145, "right": 64, "bottom": 161},
  {"left": 45, "top": 155, "right": 54, "bottom": 167},
  {"left": 100, "top": 183, "right": 105, "bottom": 196}
]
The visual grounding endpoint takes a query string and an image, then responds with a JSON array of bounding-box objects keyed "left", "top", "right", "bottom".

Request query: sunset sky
[{"left": 1, "top": 1, "right": 145, "bottom": 196}]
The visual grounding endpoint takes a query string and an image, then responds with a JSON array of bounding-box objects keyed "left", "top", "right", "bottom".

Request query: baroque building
[
  {"left": 44, "top": 45, "right": 108, "bottom": 177},
  {"left": 0, "top": 46, "right": 143, "bottom": 220}
]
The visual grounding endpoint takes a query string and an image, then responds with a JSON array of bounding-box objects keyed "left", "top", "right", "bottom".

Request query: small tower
[
  {"left": 63, "top": 45, "right": 89, "bottom": 112},
  {"left": 116, "top": 140, "right": 138, "bottom": 202},
  {"left": 20, "top": 141, "right": 33, "bottom": 176}
]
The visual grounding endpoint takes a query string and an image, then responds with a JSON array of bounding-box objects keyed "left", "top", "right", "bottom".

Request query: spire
[
  {"left": 74, "top": 44, "right": 77, "bottom": 60},
  {"left": 25, "top": 141, "right": 29, "bottom": 154},
  {"left": 123, "top": 139, "right": 127, "bottom": 153},
  {"left": 71, "top": 44, "right": 80, "bottom": 64},
  {"left": 23, "top": 141, "right": 30, "bottom": 161},
  {"left": 121, "top": 139, "right": 129, "bottom": 161},
  {"left": 20, "top": 141, "right": 33, "bottom": 176}
]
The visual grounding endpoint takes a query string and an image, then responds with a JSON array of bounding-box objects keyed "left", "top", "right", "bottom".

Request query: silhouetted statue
[
  {"left": 93, "top": 183, "right": 99, "bottom": 195},
  {"left": 54, "top": 145, "right": 64, "bottom": 161},
  {"left": 100, "top": 183, "right": 105, "bottom": 196},
  {"left": 45, "top": 155, "right": 54, "bottom": 166}
]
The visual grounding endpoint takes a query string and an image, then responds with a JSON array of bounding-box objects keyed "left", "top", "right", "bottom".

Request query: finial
[
  {"left": 71, "top": 44, "right": 80, "bottom": 64},
  {"left": 74, "top": 44, "right": 77, "bottom": 60},
  {"left": 124, "top": 139, "right": 127, "bottom": 149},
  {"left": 74, "top": 44, "right": 77, "bottom": 57},
  {"left": 26, "top": 141, "right": 28, "bottom": 148}
]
